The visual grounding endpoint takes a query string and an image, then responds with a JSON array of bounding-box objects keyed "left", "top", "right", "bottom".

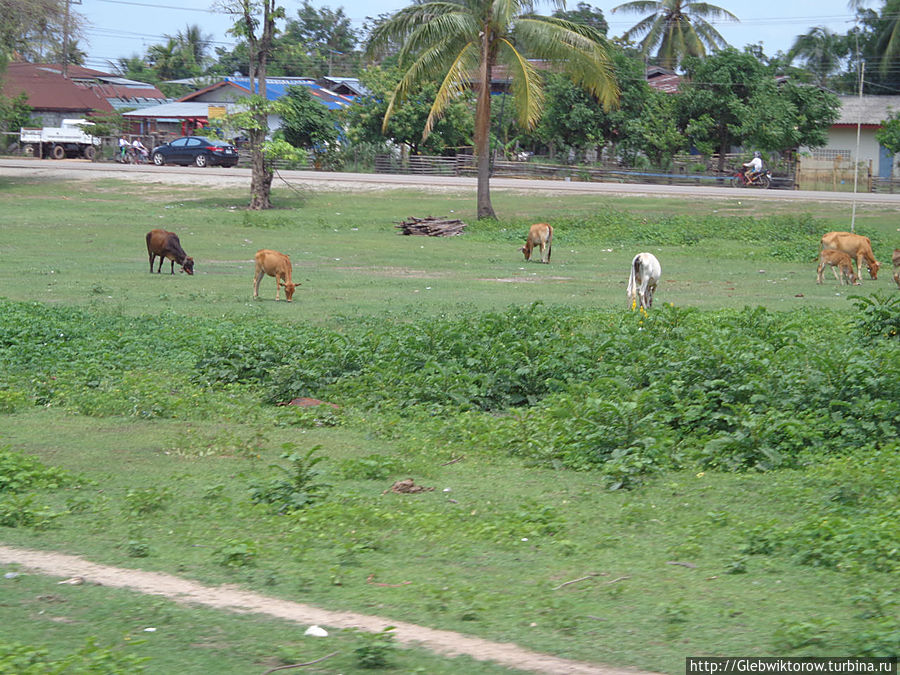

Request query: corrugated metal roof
[
  {"left": 834, "top": 95, "right": 900, "bottom": 126},
  {"left": 223, "top": 77, "right": 355, "bottom": 109},
  {"left": 123, "top": 102, "right": 221, "bottom": 119}
]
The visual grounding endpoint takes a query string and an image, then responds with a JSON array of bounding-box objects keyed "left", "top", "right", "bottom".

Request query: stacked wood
[{"left": 396, "top": 216, "right": 468, "bottom": 236}]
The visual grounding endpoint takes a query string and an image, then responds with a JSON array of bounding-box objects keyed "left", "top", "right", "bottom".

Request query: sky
[{"left": 75, "top": 0, "right": 863, "bottom": 74}]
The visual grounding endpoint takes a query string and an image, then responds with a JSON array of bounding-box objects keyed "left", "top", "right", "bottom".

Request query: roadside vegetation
[{"left": 0, "top": 178, "right": 898, "bottom": 673}]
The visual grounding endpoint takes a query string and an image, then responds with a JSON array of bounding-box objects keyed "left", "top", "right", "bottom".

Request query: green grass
[{"left": 0, "top": 177, "right": 899, "bottom": 674}]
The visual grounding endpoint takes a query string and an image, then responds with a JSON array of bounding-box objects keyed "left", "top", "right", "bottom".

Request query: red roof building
[{"left": 1, "top": 63, "right": 167, "bottom": 127}]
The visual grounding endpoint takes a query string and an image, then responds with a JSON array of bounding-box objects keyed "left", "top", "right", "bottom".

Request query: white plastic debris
[
  {"left": 305, "top": 625, "right": 328, "bottom": 637},
  {"left": 4, "top": 572, "right": 20, "bottom": 579}
]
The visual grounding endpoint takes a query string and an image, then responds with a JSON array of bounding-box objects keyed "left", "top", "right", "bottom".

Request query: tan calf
[
  {"left": 521, "top": 223, "right": 553, "bottom": 263},
  {"left": 819, "top": 231, "right": 881, "bottom": 280},
  {"left": 816, "top": 249, "right": 859, "bottom": 286},
  {"left": 253, "top": 249, "right": 297, "bottom": 302},
  {"left": 893, "top": 249, "right": 900, "bottom": 289}
]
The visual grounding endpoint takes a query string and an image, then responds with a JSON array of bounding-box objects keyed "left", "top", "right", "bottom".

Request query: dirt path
[{"left": 0, "top": 545, "right": 652, "bottom": 675}]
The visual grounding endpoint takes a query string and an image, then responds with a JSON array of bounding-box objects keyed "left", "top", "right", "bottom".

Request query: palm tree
[
  {"left": 175, "top": 24, "right": 212, "bottom": 71},
  {"left": 611, "top": 0, "right": 738, "bottom": 70},
  {"left": 366, "top": 0, "right": 618, "bottom": 219},
  {"left": 787, "top": 27, "right": 849, "bottom": 87}
]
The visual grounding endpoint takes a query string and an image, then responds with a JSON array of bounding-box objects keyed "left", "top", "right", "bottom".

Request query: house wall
[{"left": 808, "top": 127, "right": 899, "bottom": 178}]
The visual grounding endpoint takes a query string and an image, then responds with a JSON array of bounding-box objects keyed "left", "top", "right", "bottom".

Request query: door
[{"left": 878, "top": 143, "right": 895, "bottom": 179}]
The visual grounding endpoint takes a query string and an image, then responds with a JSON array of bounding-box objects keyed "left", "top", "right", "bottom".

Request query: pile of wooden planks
[{"left": 395, "top": 216, "right": 468, "bottom": 236}]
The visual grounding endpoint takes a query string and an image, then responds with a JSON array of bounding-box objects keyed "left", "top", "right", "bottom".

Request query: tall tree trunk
[
  {"left": 474, "top": 25, "right": 496, "bottom": 220},
  {"left": 245, "top": 0, "right": 276, "bottom": 210}
]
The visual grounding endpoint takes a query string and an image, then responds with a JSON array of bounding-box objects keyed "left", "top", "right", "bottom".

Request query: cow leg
[
  {"left": 275, "top": 275, "right": 281, "bottom": 301},
  {"left": 169, "top": 259, "right": 175, "bottom": 274},
  {"left": 832, "top": 265, "right": 842, "bottom": 284},
  {"left": 545, "top": 242, "right": 551, "bottom": 263},
  {"left": 155, "top": 256, "right": 164, "bottom": 273},
  {"left": 149, "top": 253, "right": 156, "bottom": 273},
  {"left": 253, "top": 269, "right": 263, "bottom": 299},
  {"left": 816, "top": 261, "right": 825, "bottom": 284}
]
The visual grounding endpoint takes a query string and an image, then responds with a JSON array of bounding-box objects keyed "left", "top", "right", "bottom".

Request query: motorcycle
[{"left": 731, "top": 166, "right": 772, "bottom": 189}]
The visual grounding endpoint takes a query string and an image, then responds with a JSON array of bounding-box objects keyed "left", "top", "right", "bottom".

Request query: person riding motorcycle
[{"left": 742, "top": 151, "right": 764, "bottom": 184}]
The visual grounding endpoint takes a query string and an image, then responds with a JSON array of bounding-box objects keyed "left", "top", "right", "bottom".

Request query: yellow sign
[{"left": 208, "top": 105, "right": 226, "bottom": 119}]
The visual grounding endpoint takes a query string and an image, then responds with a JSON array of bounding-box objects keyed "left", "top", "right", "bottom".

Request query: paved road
[{"left": 3, "top": 157, "right": 900, "bottom": 206}]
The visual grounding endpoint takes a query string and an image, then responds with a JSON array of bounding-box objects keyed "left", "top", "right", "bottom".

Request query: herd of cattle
[{"left": 145, "top": 224, "right": 900, "bottom": 309}]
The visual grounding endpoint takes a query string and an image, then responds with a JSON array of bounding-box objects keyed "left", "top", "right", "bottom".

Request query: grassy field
[{"left": 0, "top": 176, "right": 898, "bottom": 674}]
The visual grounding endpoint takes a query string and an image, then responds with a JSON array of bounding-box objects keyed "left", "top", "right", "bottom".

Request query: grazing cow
[
  {"left": 521, "top": 223, "right": 553, "bottom": 263},
  {"left": 816, "top": 249, "right": 860, "bottom": 286},
  {"left": 253, "top": 249, "right": 297, "bottom": 302},
  {"left": 626, "top": 252, "right": 661, "bottom": 310},
  {"left": 893, "top": 249, "right": 900, "bottom": 289},
  {"left": 819, "top": 231, "right": 880, "bottom": 281},
  {"left": 146, "top": 229, "right": 194, "bottom": 275}
]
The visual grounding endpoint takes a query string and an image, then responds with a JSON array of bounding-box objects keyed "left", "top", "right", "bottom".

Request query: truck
[{"left": 20, "top": 119, "right": 101, "bottom": 160}]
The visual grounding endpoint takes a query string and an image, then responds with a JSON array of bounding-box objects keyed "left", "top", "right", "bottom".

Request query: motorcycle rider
[{"left": 743, "top": 151, "right": 764, "bottom": 184}]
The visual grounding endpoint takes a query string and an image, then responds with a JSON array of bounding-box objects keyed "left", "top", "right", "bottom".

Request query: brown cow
[
  {"left": 521, "top": 223, "right": 553, "bottom": 263},
  {"left": 816, "top": 249, "right": 859, "bottom": 286},
  {"left": 819, "top": 231, "right": 880, "bottom": 281},
  {"left": 253, "top": 249, "right": 297, "bottom": 302},
  {"left": 893, "top": 249, "right": 900, "bottom": 289},
  {"left": 146, "top": 229, "right": 194, "bottom": 275}
]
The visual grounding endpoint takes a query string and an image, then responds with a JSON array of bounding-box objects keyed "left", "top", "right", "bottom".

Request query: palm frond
[
  {"left": 611, "top": 0, "right": 663, "bottom": 14},
  {"left": 495, "top": 37, "right": 544, "bottom": 129},
  {"left": 398, "top": 11, "right": 478, "bottom": 65},
  {"left": 683, "top": 2, "right": 739, "bottom": 21},
  {"left": 365, "top": 2, "right": 462, "bottom": 59},
  {"left": 514, "top": 16, "right": 618, "bottom": 109},
  {"left": 423, "top": 42, "right": 481, "bottom": 138}
]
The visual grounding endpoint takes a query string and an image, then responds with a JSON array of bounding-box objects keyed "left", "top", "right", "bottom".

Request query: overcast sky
[{"left": 76, "top": 0, "right": 862, "bottom": 73}]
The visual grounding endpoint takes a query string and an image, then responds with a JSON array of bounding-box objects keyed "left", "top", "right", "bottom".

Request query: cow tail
[{"left": 627, "top": 256, "right": 638, "bottom": 307}]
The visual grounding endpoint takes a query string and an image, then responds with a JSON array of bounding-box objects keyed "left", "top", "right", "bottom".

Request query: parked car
[{"left": 151, "top": 136, "right": 238, "bottom": 168}]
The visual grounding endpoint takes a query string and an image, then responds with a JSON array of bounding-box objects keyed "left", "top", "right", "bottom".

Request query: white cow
[{"left": 626, "top": 252, "right": 661, "bottom": 310}]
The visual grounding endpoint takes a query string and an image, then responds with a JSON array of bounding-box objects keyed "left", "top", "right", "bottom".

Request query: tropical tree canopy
[
  {"left": 611, "top": 0, "right": 738, "bottom": 69},
  {"left": 365, "top": 0, "right": 618, "bottom": 219},
  {"left": 786, "top": 26, "right": 849, "bottom": 87}
]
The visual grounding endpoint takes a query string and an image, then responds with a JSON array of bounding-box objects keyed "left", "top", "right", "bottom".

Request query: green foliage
[
  {"left": 0, "top": 638, "right": 147, "bottom": 674},
  {"left": 275, "top": 85, "right": 340, "bottom": 167},
  {"left": 0, "top": 92, "right": 32, "bottom": 135},
  {"left": 353, "top": 626, "right": 397, "bottom": 669},
  {"left": 875, "top": 109, "right": 900, "bottom": 156},
  {"left": 213, "top": 539, "right": 259, "bottom": 568},
  {"left": 123, "top": 487, "right": 172, "bottom": 516},
  {"left": 0, "top": 445, "right": 72, "bottom": 494},
  {"left": 249, "top": 444, "right": 331, "bottom": 513},
  {"left": 337, "top": 454, "right": 403, "bottom": 480},
  {"left": 851, "top": 291, "right": 900, "bottom": 340}
]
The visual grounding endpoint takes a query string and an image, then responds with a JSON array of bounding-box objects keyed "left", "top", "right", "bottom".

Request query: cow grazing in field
[
  {"left": 626, "top": 252, "right": 661, "bottom": 310},
  {"left": 893, "top": 249, "right": 900, "bottom": 289},
  {"left": 816, "top": 249, "right": 860, "bottom": 286},
  {"left": 819, "top": 231, "right": 880, "bottom": 281},
  {"left": 146, "top": 229, "right": 194, "bottom": 275},
  {"left": 253, "top": 249, "right": 297, "bottom": 302},
  {"left": 521, "top": 223, "right": 553, "bottom": 263}
]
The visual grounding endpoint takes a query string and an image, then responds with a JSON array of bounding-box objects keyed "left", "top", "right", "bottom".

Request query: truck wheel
[
  {"left": 51, "top": 144, "right": 66, "bottom": 159},
  {"left": 83, "top": 146, "right": 96, "bottom": 160},
  {"left": 23, "top": 144, "right": 36, "bottom": 157}
]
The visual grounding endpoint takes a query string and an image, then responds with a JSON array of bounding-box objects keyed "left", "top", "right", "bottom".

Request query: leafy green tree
[
  {"left": 111, "top": 56, "right": 161, "bottom": 86},
  {"left": 276, "top": 85, "right": 339, "bottom": 166},
  {"left": 0, "top": 92, "right": 32, "bottom": 134},
  {"left": 875, "top": 109, "right": 900, "bottom": 156},
  {"left": 611, "top": 0, "right": 738, "bottom": 69},
  {"left": 532, "top": 73, "right": 607, "bottom": 158},
  {"left": 279, "top": 1, "right": 358, "bottom": 77},
  {"left": 786, "top": 26, "right": 849, "bottom": 87},
  {"left": 678, "top": 48, "right": 840, "bottom": 171},
  {"left": 553, "top": 2, "right": 608, "bottom": 35},
  {"left": 0, "top": 0, "right": 85, "bottom": 64},
  {"left": 366, "top": 0, "right": 618, "bottom": 219},
  {"left": 343, "top": 67, "right": 472, "bottom": 155},
  {"left": 622, "top": 88, "right": 686, "bottom": 167}
]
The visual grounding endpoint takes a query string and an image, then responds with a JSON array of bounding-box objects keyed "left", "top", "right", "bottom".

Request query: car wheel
[
  {"left": 152, "top": 152, "right": 165, "bottom": 166},
  {"left": 195, "top": 154, "right": 208, "bottom": 168}
]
